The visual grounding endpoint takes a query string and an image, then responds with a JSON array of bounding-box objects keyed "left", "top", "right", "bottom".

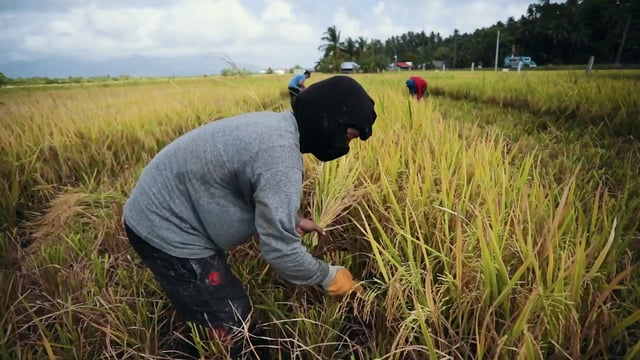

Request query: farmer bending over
[
  {"left": 406, "top": 75, "right": 428, "bottom": 100},
  {"left": 123, "top": 75, "right": 376, "bottom": 359}
]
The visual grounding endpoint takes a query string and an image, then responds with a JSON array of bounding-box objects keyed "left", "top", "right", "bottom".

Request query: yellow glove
[{"left": 327, "top": 267, "right": 361, "bottom": 296}]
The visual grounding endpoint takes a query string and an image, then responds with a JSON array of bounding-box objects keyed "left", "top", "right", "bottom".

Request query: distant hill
[{"left": 0, "top": 55, "right": 262, "bottom": 78}]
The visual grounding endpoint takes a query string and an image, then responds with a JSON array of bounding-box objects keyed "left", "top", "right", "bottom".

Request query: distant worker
[
  {"left": 406, "top": 75, "right": 428, "bottom": 100},
  {"left": 288, "top": 70, "right": 311, "bottom": 109}
]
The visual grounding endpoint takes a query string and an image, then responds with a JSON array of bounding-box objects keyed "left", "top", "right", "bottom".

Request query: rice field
[{"left": 1, "top": 70, "right": 639, "bottom": 359}]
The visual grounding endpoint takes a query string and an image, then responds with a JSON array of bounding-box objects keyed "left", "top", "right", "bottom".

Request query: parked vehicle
[{"left": 504, "top": 56, "right": 537, "bottom": 68}]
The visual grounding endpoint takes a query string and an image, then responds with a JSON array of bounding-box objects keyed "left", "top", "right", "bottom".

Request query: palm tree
[
  {"left": 343, "top": 37, "right": 356, "bottom": 61},
  {"left": 318, "top": 25, "right": 343, "bottom": 72},
  {"left": 355, "top": 36, "right": 368, "bottom": 62},
  {"left": 369, "top": 39, "right": 384, "bottom": 56}
]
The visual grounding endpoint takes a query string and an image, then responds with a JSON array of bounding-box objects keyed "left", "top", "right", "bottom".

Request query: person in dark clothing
[{"left": 123, "top": 75, "right": 377, "bottom": 359}]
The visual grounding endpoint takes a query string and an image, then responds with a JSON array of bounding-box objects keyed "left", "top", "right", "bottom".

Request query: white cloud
[
  {"left": 333, "top": 5, "right": 407, "bottom": 42},
  {"left": 3, "top": 0, "right": 317, "bottom": 66},
  {"left": 18, "top": 6, "right": 163, "bottom": 59},
  {"left": 152, "top": 0, "right": 259, "bottom": 52},
  {"left": 0, "top": 0, "right": 540, "bottom": 68},
  {"left": 372, "top": 2, "right": 386, "bottom": 15},
  {"left": 413, "top": 0, "right": 531, "bottom": 36},
  {"left": 262, "top": 0, "right": 294, "bottom": 21}
]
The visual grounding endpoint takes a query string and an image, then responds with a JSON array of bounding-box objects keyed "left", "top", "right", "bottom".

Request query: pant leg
[
  {"left": 124, "top": 222, "right": 260, "bottom": 358},
  {"left": 288, "top": 86, "right": 301, "bottom": 110}
]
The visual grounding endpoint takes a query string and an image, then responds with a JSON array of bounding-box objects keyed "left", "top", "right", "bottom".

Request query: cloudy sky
[{"left": 0, "top": 0, "right": 540, "bottom": 68}]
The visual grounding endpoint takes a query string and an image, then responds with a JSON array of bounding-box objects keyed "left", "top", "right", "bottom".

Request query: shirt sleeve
[{"left": 252, "top": 166, "right": 330, "bottom": 286}]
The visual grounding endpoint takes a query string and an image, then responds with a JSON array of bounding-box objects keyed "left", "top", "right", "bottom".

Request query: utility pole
[
  {"left": 494, "top": 30, "right": 500, "bottom": 71},
  {"left": 615, "top": 14, "right": 632, "bottom": 66},
  {"left": 453, "top": 29, "right": 458, "bottom": 69}
]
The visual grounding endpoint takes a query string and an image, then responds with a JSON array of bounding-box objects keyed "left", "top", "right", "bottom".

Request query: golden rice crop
[{"left": 1, "top": 70, "right": 639, "bottom": 359}]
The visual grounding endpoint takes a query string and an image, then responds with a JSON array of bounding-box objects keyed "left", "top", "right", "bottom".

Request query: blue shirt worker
[
  {"left": 287, "top": 70, "right": 311, "bottom": 109},
  {"left": 123, "top": 75, "right": 377, "bottom": 359}
]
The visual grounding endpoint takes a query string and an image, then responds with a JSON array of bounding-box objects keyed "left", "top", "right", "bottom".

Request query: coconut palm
[
  {"left": 343, "top": 37, "right": 356, "bottom": 61},
  {"left": 355, "top": 37, "right": 368, "bottom": 62},
  {"left": 318, "top": 25, "right": 344, "bottom": 72}
]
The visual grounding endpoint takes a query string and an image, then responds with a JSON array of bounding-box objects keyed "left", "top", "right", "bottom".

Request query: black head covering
[{"left": 293, "top": 76, "right": 377, "bottom": 162}]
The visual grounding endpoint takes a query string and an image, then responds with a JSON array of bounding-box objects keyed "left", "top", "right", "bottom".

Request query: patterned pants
[{"left": 124, "top": 222, "right": 255, "bottom": 358}]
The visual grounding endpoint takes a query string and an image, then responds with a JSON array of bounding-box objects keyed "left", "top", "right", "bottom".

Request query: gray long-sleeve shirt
[{"left": 123, "top": 111, "right": 333, "bottom": 286}]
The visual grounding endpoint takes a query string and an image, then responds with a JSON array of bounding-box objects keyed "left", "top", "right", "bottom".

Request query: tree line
[{"left": 315, "top": 0, "right": 639, "bottom": 72}]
